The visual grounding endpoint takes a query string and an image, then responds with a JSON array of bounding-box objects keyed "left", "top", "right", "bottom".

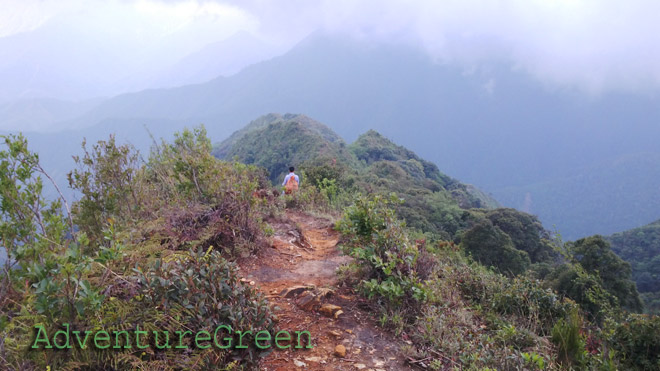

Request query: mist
[
  {"left": 1, "top": 0, "right": 660, "bottom": 109},
  {"left": 1, "top": 0, "right": 659, "bottom": 239}
]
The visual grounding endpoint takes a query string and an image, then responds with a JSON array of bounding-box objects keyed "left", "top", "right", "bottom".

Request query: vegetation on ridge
[
  {"left": 1, "top": 127, "right": 276, "bottom": 369},
  {"left": 1, "top": 113, "right": 658, "bottom": 370},
  {"left": 608, "top": 219, "right": 660, "bottom": 313},
  {"left": 216, "top": 113, "right": 656, "bottom": 369}
]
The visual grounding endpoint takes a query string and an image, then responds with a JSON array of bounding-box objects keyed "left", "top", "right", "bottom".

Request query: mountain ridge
[
  {"left": 5, "top": 32, "right": 660, "bottom": 239},
  {"left": 214, "top": 113, "right": 500, "bottom": 238}
]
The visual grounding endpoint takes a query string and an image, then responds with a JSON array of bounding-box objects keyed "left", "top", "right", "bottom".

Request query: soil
[{"left": 240, "top": 210, "right": 415, "bottom": 371}]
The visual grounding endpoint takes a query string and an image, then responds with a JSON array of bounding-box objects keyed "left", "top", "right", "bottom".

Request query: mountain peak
[{"left": 212, "top": 113, "right": 352, "bottom": 182}]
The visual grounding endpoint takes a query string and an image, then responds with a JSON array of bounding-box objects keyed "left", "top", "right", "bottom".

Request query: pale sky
[{"left": 1, "top": 0, "right": 660, "bottom": 94}]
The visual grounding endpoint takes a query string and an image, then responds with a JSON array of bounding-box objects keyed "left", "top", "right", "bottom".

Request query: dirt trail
[{"left": 240, "top": 211, "right": 413, "bottom": 371}]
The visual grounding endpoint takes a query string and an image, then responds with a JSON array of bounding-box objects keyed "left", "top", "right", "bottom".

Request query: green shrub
[
  {"left": 460, "top": 220, "right": 531, "bottom": 276},
  {"left": 1, "top": 134, "right": 107, "bottom": 368},
  {"left": 1, "top": 129, "right": 276, "bottom": 370},
  {"left": 570, "top": 236, "right": 643, "bottom": 312},
  {"left": 68, "top": 135, "right": 141, "bottom": 246},
  {"left": 609, "top": 314, "right": 660, "bottom": 370},
  {"left": 337, "top": 193, "right": 427, "bottom": 307},
  {"left": 136, "top": 247, "right": 276, "bottom": 367},
  {"left": 552, "top": 307, "right": 587, "bottom": 367}
]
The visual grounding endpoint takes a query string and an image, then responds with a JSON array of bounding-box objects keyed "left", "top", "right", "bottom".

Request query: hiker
[{"left": 282, "top": 166, "right": 300, "bottom": 194}]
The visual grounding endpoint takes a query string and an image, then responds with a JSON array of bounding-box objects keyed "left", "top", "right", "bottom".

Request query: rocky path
[{"left": 240, "top": 211, "right": 414, "bottom": 371}]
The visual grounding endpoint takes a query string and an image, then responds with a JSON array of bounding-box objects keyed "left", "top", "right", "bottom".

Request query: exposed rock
[
  {"left": 296, "top": 291, "right": 321, "bottom": 311},
  {"left": 316, "top": 287, "right": 334, "bottom": 298},
  {"left": 293, "top": 359, "right": 307, "bottom": 367},
  {"left": 334, "top": 344, "right": 347, "bottom": 358},
  {"left": 280, "top": 285, "right": 315, "bottom": 298},
  {"left": 319, "top": 303, "right": 342, "bottom": 317}
]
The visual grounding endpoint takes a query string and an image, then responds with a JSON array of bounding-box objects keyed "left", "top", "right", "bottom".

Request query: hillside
[
  {"left": 33, "top": 32, "right": 660, "bottom": 240},
  {"left": 608, "top": 219, "right": 660, "bottom": 312},
  {"left": 2, "top": 124, "right": 657, "bottom": 370},
  {"left": 214, "top": 113, "right": 499, "bottom": 239},
  {"left": 213, "top": 113, "right": 357, "bottom": 183},
  {"left": 216, "top": 114, "right": 646, "bottom": 314}
]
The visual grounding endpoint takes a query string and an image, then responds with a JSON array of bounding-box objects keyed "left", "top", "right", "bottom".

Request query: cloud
[
  {"left": 222, "top": 0, "right": 660, "bottom": 94},
  {"left": 0, "top": 0, "right": 71, "bottom": 37},
  {"left": 2, "top": 0, "right": 659, "bottom": 94}
]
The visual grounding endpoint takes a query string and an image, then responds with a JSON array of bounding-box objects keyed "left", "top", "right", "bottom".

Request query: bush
[
  {"left": 570, "top": 236, "right": 643, "bottom": 312},
  {"left": 136, "top": 247, "right": 276, "bottom": 367},
  {"left": 609, "top": 314, "right": 660, "bottom": 370},
  {"left": 460, "top": 220, "right": 531, "bottom": 276},
  {"left": 552, "top": 307, "right": 587, "bottom": 367},
  {"left": 336, "top": 193, "right": 427, "bottom": 307},
  {"left": 68, "top": 135, "right": 142, "bottom": 246},
  {"left": 1, "top": 129, "right": 277, "bottom": 370},
  {"left": 1, "top": 134, "right": 107, "bottom": 368}
]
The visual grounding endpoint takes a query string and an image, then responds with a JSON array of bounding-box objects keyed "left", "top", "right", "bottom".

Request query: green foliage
[
  {"left": 213, "top": 115, "right": 355, "bottom": 184},
  {"left": 302, "top": 161, "right": 345, "bottom": 188},
  {"left": 136, "top": 247, "right": 276, "bottom": 367},
  {"left": 214, "top": 114, "right": 499, "bottom": 241},
  {"left": 282, "top": 181, "right": 330, "bottom": 211},
  {"left": 571, "top": 236, "right": 643, "bottom": 312},
  {"left": 608, "top": 219, "right": 660, "bottom": 313},
  {"left": 552, "top": 307, "right": 587, "bottom": 367},
  {"left": 0, "top": 134, "right": 103, "bottom": 321},
  {"left": 68, "top": 134, "right": 141, "bottom": 246},
  {"left": 337, "top": 193, "right": 427, "bottom": 307},
  {"left": 545, "top": 263, "right": 617, "bottom": 322},
  {"left": 485, "top": 208, "right": 555, "bottom": 263},
  {"left": 460, "top": 220, "right": 531, "bottom": 276},
  {"left": 149, "top": 125, "right": 228, "bottom": 203},
  {"left": 1, "top": 128, "right": 276, "bottom": 370},
  {"left": 609, "top": 313, "right": 660, "bottom": 370},
  {"left": 406, "top": 242, "right": 572, "bottom": 369},
  {"left": 1, "top": 134, "right": 108, "bottom": 368},
  {"left": 520, "top": 352, "right": 546, "bottom": 370},
  {"left": 348, "top": 129, "right": 493, "bottom": 239},
  {"left": 540, "top": 234, "right": 643, "bottom": 325}
]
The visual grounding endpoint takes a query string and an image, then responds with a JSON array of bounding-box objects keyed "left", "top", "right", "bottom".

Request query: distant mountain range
[{"left": 2, "top": 32, "right": 659, "bottom": 239}]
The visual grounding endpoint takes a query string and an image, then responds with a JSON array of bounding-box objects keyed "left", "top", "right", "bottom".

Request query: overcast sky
[{"left": 2, "top": 0, "right": 660, "bottom": 94}]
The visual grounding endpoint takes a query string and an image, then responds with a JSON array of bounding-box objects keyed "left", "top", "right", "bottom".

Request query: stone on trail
[
  {"left": 296, "top": 291, "right": 321, "bottom": 311},
  {"left": 334, "top": 344, "right": 347, "bottom": 358},
  {"left": 319, "top": 303, "right": 342, "bottom": 317},
  {"left": 279, "top": 285, "right": 315, "bottom": 298}
]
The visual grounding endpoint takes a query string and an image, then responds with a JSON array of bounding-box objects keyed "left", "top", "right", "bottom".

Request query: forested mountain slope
[{"left": 608, "top": 219, "right": 660, "bottom": 312}]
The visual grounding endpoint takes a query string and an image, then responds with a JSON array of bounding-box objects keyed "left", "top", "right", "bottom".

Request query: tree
[
  {"left": 1, "top": 133, "right": 103, "bottom": 324},
  {"left": 461, "top": 220, "right": 531, "bottom": 276},
  {"left": 570, "top": 235, "right": 643, "bottom": 312},
  {"left": 67, "top": 135, "right": 141, "bottom": 246},
  {"left": 486, "top": 208, "right": 555, "bottom": 263}
]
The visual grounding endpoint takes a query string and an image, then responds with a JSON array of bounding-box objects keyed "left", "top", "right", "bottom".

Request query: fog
[
  {"left": 2, "top": 0, "right": 660, "bottom": 111},
  {"left": 1, "top": 0, "right": 660, "bottom": 240}
]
